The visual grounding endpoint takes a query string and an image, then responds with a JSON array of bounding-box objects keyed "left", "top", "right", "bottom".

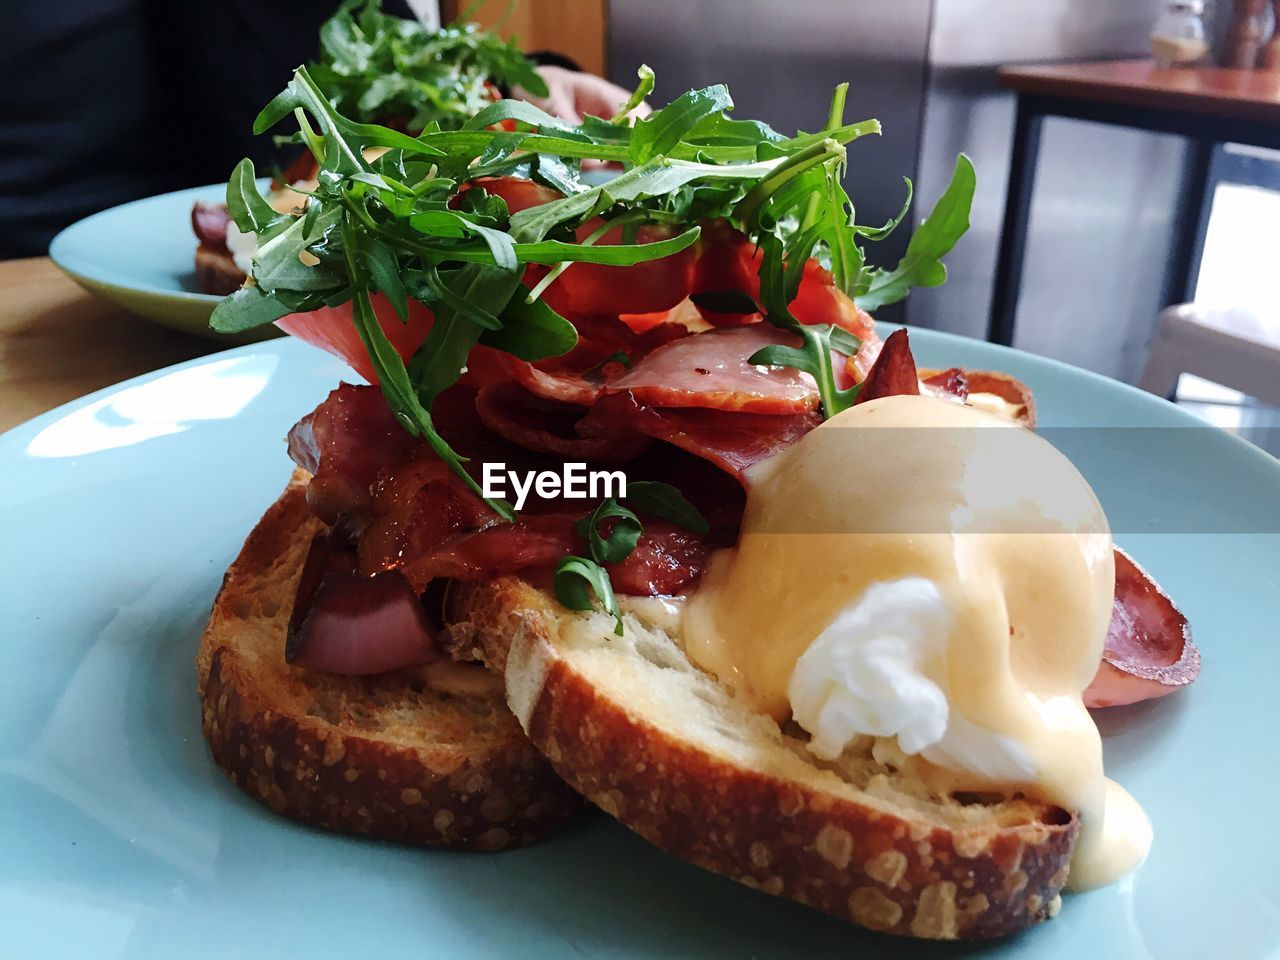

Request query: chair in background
[{"left": 1139, "top": 303, "right": 1280, "bottom": 406}]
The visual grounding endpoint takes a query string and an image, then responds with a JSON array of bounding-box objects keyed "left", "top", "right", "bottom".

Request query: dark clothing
[{"left": 0, "top": 1, "right": 412, "bottom": 258}]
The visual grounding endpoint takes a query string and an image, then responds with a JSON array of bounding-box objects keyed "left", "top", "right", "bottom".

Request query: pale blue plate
[
  {"left": 48, "top": 182, "right": 277, "bottom": 344},
  {"left": 2, "top": 329, "right": 1278, "bottom": 959}
]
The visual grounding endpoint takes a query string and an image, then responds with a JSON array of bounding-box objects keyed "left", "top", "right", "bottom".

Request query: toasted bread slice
[
  {"left": 194, "top": 244, "right": 246, "bottom": 296},
  {"left": 197, "top": 473, "right": 580, "bottom": 850},
  {"left": 443, "top": 577, "right": 1078, "bottom": 939}
]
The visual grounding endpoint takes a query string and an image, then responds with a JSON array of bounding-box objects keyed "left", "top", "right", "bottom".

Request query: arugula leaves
[
  {"left": 308, "top": 0, "right": 547, "bottom": 133},
  {"left": 731, "top": 90, "right": 976, "bottom": 417},
  {"left": 624, "top": 481, "right": 710, "bottom": 534},
  {"left": 855, "top": 154, "right": 976, "bottom": 311},
  {"left": 554, "top": 483, "right": 709, "bottom": 635},
  {"left": 553, "top": 557, "right": 621, "bottom": 633},
  {"left": 213, "top": 63, "right": 975, "bottom": 513}
]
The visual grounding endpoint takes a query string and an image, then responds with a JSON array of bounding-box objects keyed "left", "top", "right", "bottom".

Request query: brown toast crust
[
  {"left": 198, "top": 474, "right": 579, "bottom": 850},
  {"left": 445, "top": 576, "right": 1079, "bottom": 939}
]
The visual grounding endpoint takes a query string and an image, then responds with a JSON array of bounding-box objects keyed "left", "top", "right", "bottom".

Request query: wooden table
[
  {"left": 988, "top": 59, "right": 1280, "bottom": 347},
  {"left": 0, "top": 257, "right": 220, "bottom": 433}
]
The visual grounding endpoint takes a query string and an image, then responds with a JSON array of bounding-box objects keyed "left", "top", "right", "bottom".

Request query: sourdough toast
[
  {"left": 197, "top": 474, "right": 580, "bottom": 850},
  {"left": 194, "top": 244, "right": 245, "bottom": 297},
  {"left": 443, "top": 576, "right": 1079, "bottom": 938}
]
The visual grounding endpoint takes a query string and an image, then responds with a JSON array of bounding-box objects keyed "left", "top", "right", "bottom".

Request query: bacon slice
[
  {"left": 608, "top": 522, "right": 710, "bottom": 595},
  {"left": 607, "top": 325, "right": 819, "bottom": 414},
  {"left": 475, "top": 382, "right": 651, "bottom": 462},
  {"left": 854, "top": 328, "right": 921, "bottom": 404},
  {"left": 501, "top": 320, "right": 687, "bottom": 407},
  {"left": 284, "top": 385, "right": 710, "bottom": 596},
  {"left": 965, "top": 371, "right": 1038, "bottom": 428},
  {"left": 921, "top": 367, "right": 969, "bottom": 401},
  {"left": 355, "top": 452, "right": 708, "bottom": 595},
  {"left": 1085, "top": 548, "right": 1201, "bottom": 708},
  {"left": 581, "top": 392, "right": 821, "bottom": 483},
  {"left": 192, "top": 201, "right": 231, "bottom": 249},
  {"left": 287, "top": 384, "right": 419, "bottom": 525}
]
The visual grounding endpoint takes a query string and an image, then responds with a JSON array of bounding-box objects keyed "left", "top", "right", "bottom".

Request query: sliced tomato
[
  {"left": 465, "top": 176, "right": 562, "bottom": 214},
  {"left": 690, "top": 220, "right": 876, "bottom": 342},
  {"left": 690, "top": 220, "right": 761, "bottom": 325},
  {"left": 540, "top": 222, "right": 701, "bottom": 318},
  {"left": 276, "top": 295, "right": 434, "bottom": 385},
  {"left": 276, "top": 295, "right": 511, "bottom": 389}
]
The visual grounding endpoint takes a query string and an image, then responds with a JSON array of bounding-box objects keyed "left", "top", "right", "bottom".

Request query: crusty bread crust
[
  {"left": 445, "top": 576, "right": 1079, "bottom": 939},
  {"left": 194, "top": 244, "right": 246, "bottom": 297},
  {"left": 198, "top": 473, "right": 579, "bottom": 850}
]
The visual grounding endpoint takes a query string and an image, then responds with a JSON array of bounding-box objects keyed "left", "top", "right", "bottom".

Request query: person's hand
[{"left": 517, "top": 65, "right": 651, "bottom": 125}]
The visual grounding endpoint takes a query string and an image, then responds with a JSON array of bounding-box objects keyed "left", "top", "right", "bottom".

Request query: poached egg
[{"left": 682, "top": 393, "right": 1150, "bottom": 890}]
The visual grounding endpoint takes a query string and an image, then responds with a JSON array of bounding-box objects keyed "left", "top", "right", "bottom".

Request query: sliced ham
[
  {"left": 1085, "top": 548, "right": 1201, "bottom": 708},
  {"left": 192, "top": 201, "right": 231, "bottom": 248},
  {"left": 580, "top": 392, "right": 821, "bottom": 483},
  {"left": 607, "top": 325, "right": 819, "bottom": 414},
  {"left": 501, "top": 319, "right": 687, "bottom": 407}
]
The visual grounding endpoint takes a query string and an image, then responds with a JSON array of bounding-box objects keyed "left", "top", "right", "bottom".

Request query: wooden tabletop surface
[
  {"left": 0, "top": 257, "right": 221, "bottom": 434},
  {"left": 999, "top": 59, "right": 1280, "bottom": 125}
]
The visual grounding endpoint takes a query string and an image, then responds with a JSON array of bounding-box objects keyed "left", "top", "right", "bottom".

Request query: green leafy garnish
[
  {"left": 555, "top": 482, "right": 709, "bottom": 634},
  {"left": 575, "top": 499, "right": 644, "bottom": 565},
  {"left": 553, "top": 556, "right": 621, "bottom": 633},
  {"left": 624, "top": 481, "right": 710, "bottom": 534},
  {"left": 855, "top": 154, "right": 976, "bottom": 311},
  {"left": 214, "top": 64, "right": 974, "bottom": 516},
  {"left": 308, "top": 0, "right": 546, "bottom": 133}
]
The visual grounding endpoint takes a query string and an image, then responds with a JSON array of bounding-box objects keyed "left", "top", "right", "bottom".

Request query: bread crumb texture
[
  {"left": 198, "top": 476, "right": 580, "bottom": 851},
  {"left": 448, "top": 576, "right": 1079, "bottom": 938}
]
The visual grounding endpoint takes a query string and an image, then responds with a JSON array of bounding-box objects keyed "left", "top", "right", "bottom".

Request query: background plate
[
  {"left": 47, "top": 183, "right": 276, "bottom": 344},
  {"left": 2, "top": 329, "right": 1277, "bottom": 959}
]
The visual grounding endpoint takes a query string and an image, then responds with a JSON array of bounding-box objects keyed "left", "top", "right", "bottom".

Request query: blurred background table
[
  {"left": 0, "top": 258, "right": 217, "bottom": 433},
  {"left": 989, "top": 59, "right": 1280, "bottom": 347}
]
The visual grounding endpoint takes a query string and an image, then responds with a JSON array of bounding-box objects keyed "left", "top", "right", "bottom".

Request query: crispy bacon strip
[
  {"left": 475, "top": 382, "right": 651, "bottom": 462},
  {"left": 921, "top": 367, "right": 969, "bottom": 400},
  {"left": 287, "top": 384, "right": 418, "bottom": 525},
  {"left": 1085, "top": 548, "right": 1201, "bottom": 708},
  {"left": 854, "top": 328, "right": 921, "bottom": 404}
]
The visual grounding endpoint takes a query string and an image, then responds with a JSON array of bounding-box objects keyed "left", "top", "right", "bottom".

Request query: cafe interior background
[{"left": 2, "top": 0, "right": 1278, "bottom": 457}]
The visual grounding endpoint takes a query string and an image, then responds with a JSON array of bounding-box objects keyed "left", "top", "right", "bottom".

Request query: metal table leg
[
  {"left": 1162, "top": 139, "right": 1216, "bottom": 307},
  {"left": 986, "top": 97, "right": 1044, "bottom": 346}
]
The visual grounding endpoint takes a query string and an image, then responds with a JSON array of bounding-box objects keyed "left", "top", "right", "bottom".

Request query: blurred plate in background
[{"left": 48, "top": 182, "right": 278, "bottom": 344}]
